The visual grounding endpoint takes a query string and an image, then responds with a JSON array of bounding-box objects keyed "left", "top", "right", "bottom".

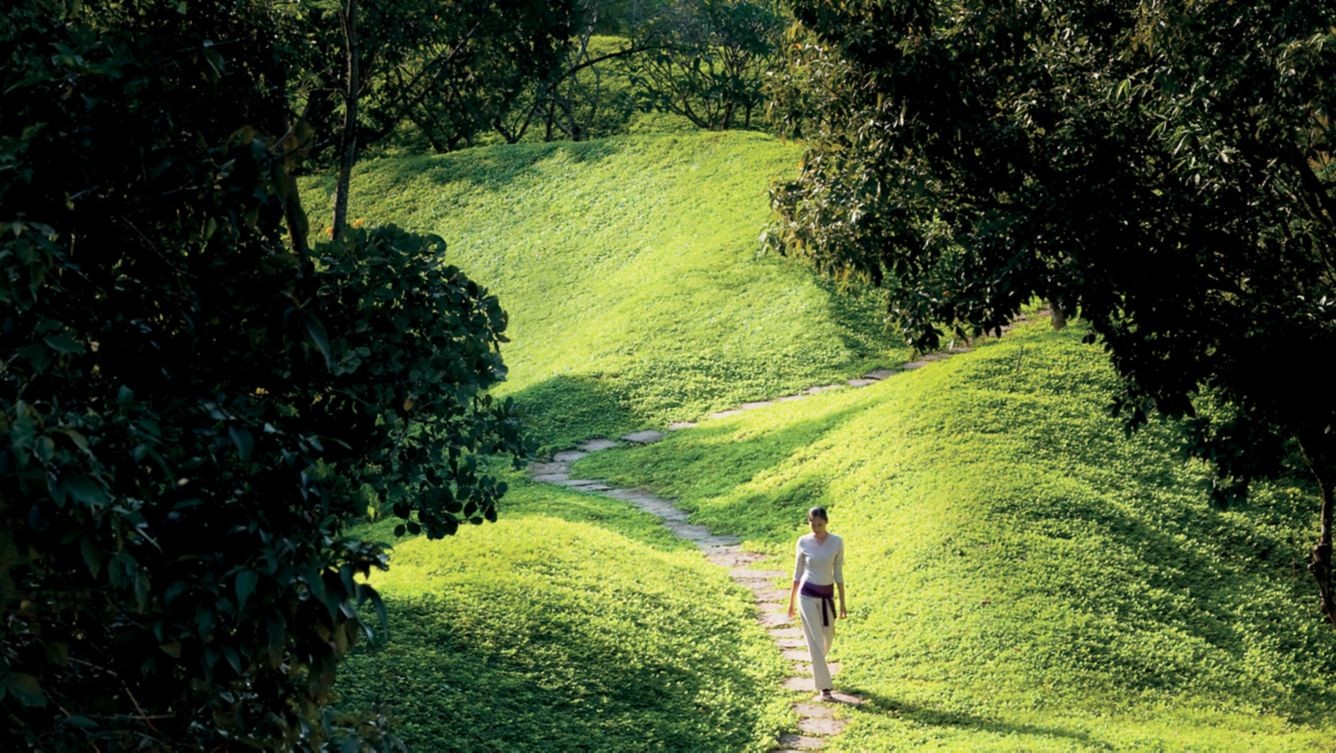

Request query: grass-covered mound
[
  {"left": 335, "top": 477, "right": 790, "bottom": 752},
  {"left": 303, "top": 131, "right": 906, "bottom": 450},
  {"left": 572, "top": 321, "right": 1336, "bottom": 751}
]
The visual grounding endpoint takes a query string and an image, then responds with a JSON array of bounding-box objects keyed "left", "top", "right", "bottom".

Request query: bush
[{"left": 1, "top": 3, "right": 526, "bottom": 749}]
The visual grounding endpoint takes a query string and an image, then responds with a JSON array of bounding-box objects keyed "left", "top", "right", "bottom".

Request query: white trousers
[{"left": 798, "top": 594, "right": 835, "bottom": 691}]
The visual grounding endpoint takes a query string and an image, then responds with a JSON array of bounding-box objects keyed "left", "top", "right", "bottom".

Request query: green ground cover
[
  {"left": 336, "top": 477, "right": 791, "bottom": 752},
  {"left": 573, "top": 321, "right": 1336, "bottom": 751},
  {"left": 302, "top": 130, "right": 906, "bottom": 451}
]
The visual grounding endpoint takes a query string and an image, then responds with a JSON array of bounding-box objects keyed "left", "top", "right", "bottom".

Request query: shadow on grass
[
  {"left": 854, "top": 689, "right": 1114, "bottom": 750},
  {"left": 508, "top": 373, "right": 638, "bottom": 454},
  {"left": 368, "top": 139, "right": 626, "bottom": 196}
]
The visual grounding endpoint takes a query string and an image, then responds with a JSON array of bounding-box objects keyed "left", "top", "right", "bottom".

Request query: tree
[
  {"left": 625, "top": 0, "right": 784, "bottom": 130},
  {"left": 767, "top": 0, "right": 1336, "bottom": 622},
  {"left": 1, "top": 2, "right": 527, "bottom": 748},
  {"left": 494, "top": 0, "right": 646, "bottom": 144},
  {"left": 288, "top": 0, "right": 574, "bottom": 236}
]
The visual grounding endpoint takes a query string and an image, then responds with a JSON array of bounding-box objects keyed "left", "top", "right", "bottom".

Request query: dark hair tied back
[{"left": 807, "top": 506, "right": 828, "bottom": 522}]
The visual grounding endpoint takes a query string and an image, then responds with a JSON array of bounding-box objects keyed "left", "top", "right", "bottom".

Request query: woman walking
[{"left": 787, "top": 506, "right": 847, "bottom": 701}]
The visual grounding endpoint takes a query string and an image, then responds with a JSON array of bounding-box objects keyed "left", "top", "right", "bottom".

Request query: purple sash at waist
[{"left": 799, "top": 581, "right": 836, "bottom": 627}]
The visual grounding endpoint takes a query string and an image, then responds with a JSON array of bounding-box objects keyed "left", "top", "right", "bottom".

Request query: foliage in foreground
[
  {"left": 767, "top": 0, "right": 1336, "bottom": 621},
  {"left": 574, "top": 323, "right": 1336, "bottom": 751},
  {"left": 305, "top": 131, "right": 909, "bottom": 451},
  {"left": 334, "top": 478, "right": 791, "bottom": 752},
  {"left": 1, "top": 3, "right": 524, "bottom": 748}
]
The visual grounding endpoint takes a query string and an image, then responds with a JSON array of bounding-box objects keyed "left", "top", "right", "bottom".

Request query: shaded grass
[
  {"left": 301, "top": 131, "right": 907, "bottom": 451},
  {"left": 572, "top": 321, "right": 1336, "bottom": 751},
  {"left": 336, "top": 475, "right": 791, "bottom": 752}
]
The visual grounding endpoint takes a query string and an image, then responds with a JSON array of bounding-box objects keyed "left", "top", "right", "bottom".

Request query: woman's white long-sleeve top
[{"left": 793, "top": 533, "right": 844, "bottom": 586}]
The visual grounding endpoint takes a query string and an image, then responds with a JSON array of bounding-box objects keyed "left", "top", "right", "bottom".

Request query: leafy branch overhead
[{"left": 768, "top": 0, "right": 1336, "bottom": 622}]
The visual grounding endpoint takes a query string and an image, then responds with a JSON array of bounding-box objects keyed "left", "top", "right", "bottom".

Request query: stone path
[{"left": 527, "top": 328, "right": 1034, "bottom": 750}]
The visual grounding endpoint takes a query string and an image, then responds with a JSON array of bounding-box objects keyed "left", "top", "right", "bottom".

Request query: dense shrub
[{"left": 1, "top": 2, "right": 526, "bottom": 749}]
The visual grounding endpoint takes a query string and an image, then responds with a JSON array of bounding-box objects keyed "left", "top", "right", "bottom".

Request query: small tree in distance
[{"left": 768, "top": 0, "right": 1336, "bottom": 622}]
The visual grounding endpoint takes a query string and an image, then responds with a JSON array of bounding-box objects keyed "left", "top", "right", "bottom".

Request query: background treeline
[{"left": 313, "top": 0, "right": 789, "bottom": 163}]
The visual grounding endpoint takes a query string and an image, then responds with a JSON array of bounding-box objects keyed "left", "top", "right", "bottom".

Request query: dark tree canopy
[
  {"left": 768, "top": 0, "right": 1336, "bottom": 620},
  {"left": 626, "top": 0, "right": 785, "bottom": 130},
  {"left": 1, "top": 1, "right": 527, "bottom": 748}
]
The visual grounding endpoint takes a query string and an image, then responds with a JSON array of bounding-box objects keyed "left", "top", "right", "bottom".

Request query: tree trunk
[
  {"left": 1298, "top": 430, "right": 1335, "bottom": 626},
  {"left": 1049, "top": 301, "right": 1068, "bottom": 330},
  {"left": 332, "top": 0, "right": 360, "bottom": 240}
]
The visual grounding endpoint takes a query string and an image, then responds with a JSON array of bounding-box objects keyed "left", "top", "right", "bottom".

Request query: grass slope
[
  {"left": 336, "top": 477, "right": 791, "bottom": 752},
  {"left": 303, "top": 131, "right": 906, "bottom": 451},
  {"left": 573, "top": 321, "right": 1336, "bottom": 751}
]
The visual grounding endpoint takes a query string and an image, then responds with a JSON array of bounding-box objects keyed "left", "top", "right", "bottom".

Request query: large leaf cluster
[
  {"left": 769, "top": 1, "right": 1333, "bottom": 481},
  {"left": 1, "top": 1, "right": 525, "bottom": 748}
]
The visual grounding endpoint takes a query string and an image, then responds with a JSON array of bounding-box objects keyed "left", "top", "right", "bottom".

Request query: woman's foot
[{"left": 818, "top": 689, "right": 835, "bottom": 701}]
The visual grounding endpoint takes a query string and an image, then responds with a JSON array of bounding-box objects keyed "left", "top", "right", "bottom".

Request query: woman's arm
[
  {"left": 835, "top": 538, "right": 847, "bottom": 618},
  {"left": 789, "top": 538, "right": 805, "bottom": 619}
]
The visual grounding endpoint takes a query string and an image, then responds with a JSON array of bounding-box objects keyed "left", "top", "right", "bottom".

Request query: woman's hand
[
  {"left": 838, "top": 605, "right": 848, "bottom": 619},
  {"left": 787, "top": 602, "right": 796, "bottom": 620}
]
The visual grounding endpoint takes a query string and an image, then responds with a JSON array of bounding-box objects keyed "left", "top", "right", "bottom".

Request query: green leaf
[
  {"left": 299, "top": 311, "right": 332, "bottom": 368},
  {"left": 235, "top": 570, "right": 258, "bottom": 612},
  {"left": 43, "top": 333, "right": 84, "bottom": 355},
  {"left": 229, "top": 426, "right": 254, "bottom": 462},
  {"left": 64, "top": 475, "right": 108, "bottom": 507},
  {"left": 80, "top": 536, "right": 101, "bottom": 578},
  {"left": 5, "top": 673, "right": 46, "bottom": 708}
]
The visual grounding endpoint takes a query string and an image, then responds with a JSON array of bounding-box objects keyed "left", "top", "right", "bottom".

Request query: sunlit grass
[
  {"left": 573, "top": 321, "right": 1336, "bottom": 751},
  {"left": 302, "top": 131, "right": 907, "bottom": 451},
  {"left": 336, "top": 477, "right": 791, "bottom": 752}
]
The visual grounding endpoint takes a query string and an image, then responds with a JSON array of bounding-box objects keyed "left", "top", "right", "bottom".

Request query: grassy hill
[
  {"left": 573, "top": 320, "right": 1336, "bottom": 751},
  {"left": 303, "top": 131, "right": 907, "bottom": 451},
  {"left": 334, "top": 480, "right": 790, "bottom": 752}
]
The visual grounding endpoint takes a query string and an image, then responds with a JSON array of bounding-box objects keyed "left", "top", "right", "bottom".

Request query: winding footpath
[{"left": 527, "top": 348, "right": 975, "bottom": 751}]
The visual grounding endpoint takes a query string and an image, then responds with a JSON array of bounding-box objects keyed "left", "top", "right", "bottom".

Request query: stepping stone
[
  {"left": 781, "top": 649, "right": 809, "bottom": 661},
  {"left": 798, "top": 718, "right": 846, "bottom": 737},
  {"left": 846, "top": 378, "right": 878, "bottom": 387},
  {"left": 700, "top": 536, "right": 742, "bottom": 548},
  {"left": 527, "top": 462, "right": 565, "bottom": 476},
  {"left": 552, "top": 450, "right": 587, "bottom": 463},
  {"left": 783, "top": 677, "right": 816, "bottom": 692},
  {"left": 777, "top": 637, "right": 806, "bottom": 649},
  {"left": 707, "top": 408, "right": 744, "bottom": 419},
  {"left": 732, "top": 568, "right": 785, "bottom": 580},
  {"left": 825, "top": 691, "right": 864, "bottom": 705},
  {"left": 531, "top": 473, "right": 569, "bottom": 483},
  {"left": 675, "top": 523, "right": 711, "bottom": 536},
  {"left": 565, "top": 482, "right": 612, "bottom": 492},
  {"left": 555, "top": 478, "right": 601, "bottom": 488},
  {"left": 621, "top": 430, "right": 665, "bottom": 444},
  {"left": 776, "top": 394, "right": 807, "bottom": 402},
  {"left": 758, "top": 611, "right": 791, "bottom": 627},
  {"left": 577, "top": 438, "right": 620, "bottom": 452},
  {"left": 803, "top": 384, "right": 842, "bottom": 395},
  {"left": 792, "top": 703, "right": 833, "bottom": 719},
  {"left": 667, "top": 421, "right": 697, "bottom": 430},
  {"left": 777, "top": 734, "right": 825, "bottom": 750},
  {"left": 739, "top": 400, "right": 775, "bottom": 411},
  {"left": 899, "top": 360, "right": 928, "bottom": 370},
  {"left": 770, "top": 627, "right": 803, "bottom": 640},
  {"left": 862, "top": 368, "right": 896, "bottom": 380}
]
